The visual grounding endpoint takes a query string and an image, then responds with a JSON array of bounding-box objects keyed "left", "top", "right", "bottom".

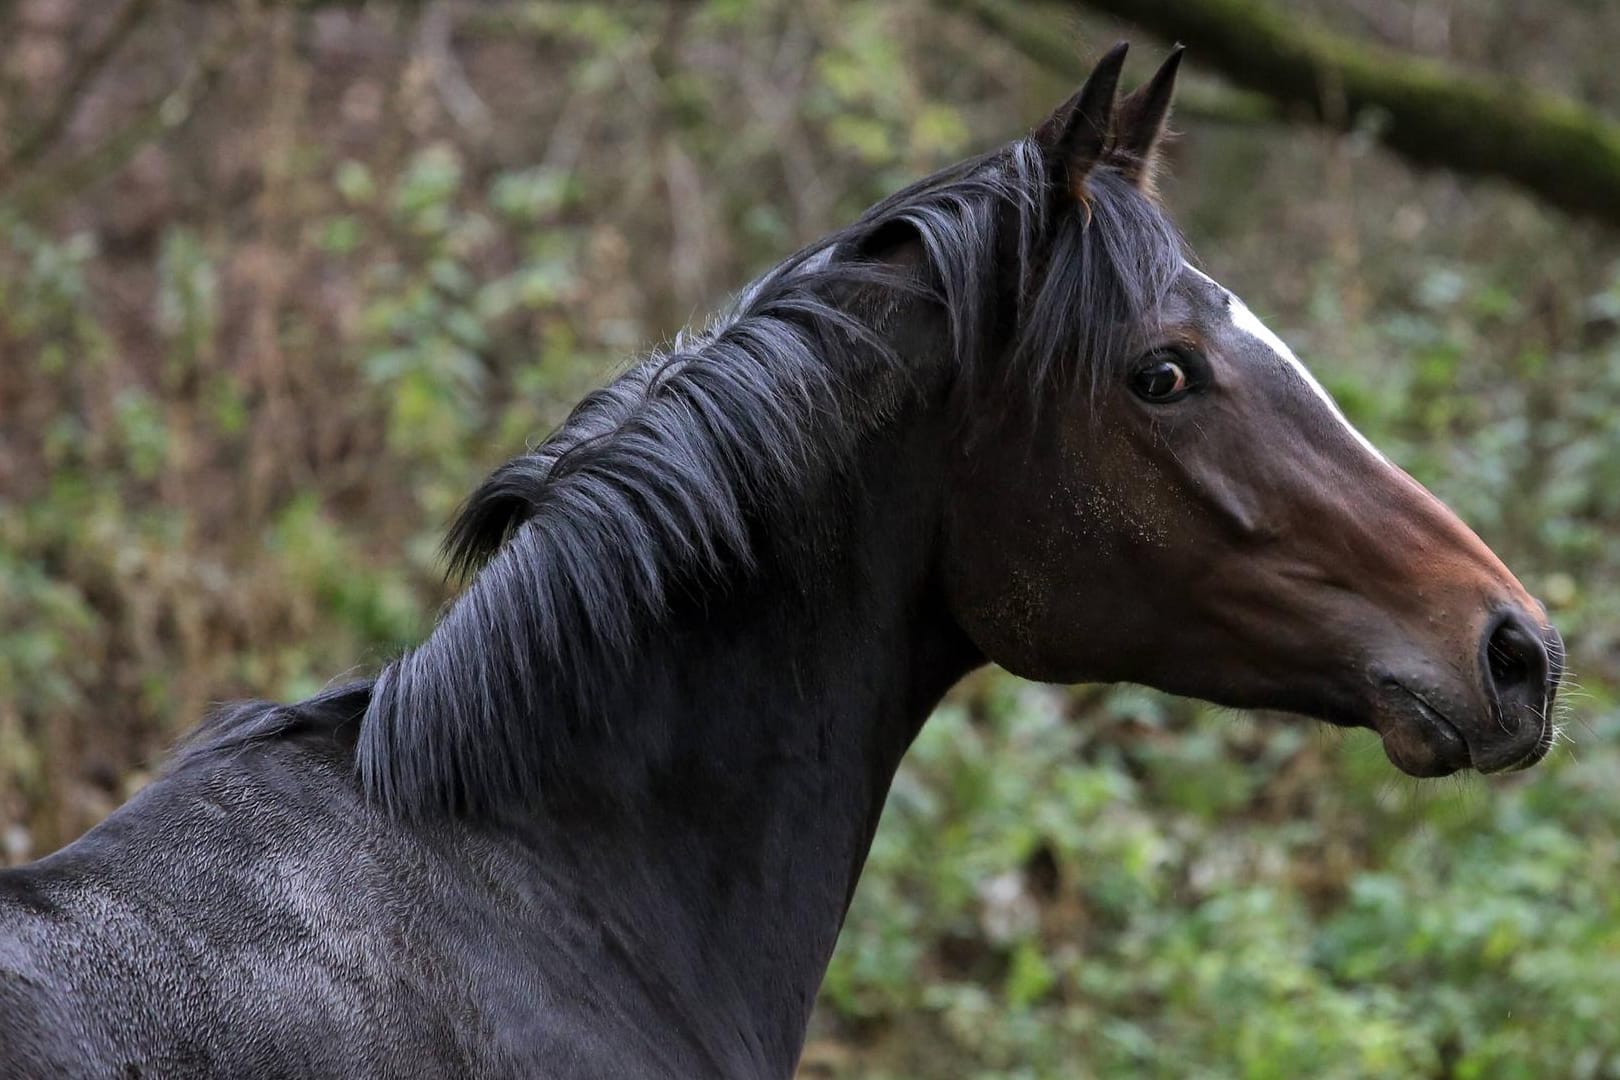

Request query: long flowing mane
[{"left": 181, "top": 138, "right": 1185, "bottom": 820}]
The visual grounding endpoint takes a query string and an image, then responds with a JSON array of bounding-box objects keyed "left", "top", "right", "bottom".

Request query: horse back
[{"left": 0, "top": 736, "right": 483, "bottom": 1078}]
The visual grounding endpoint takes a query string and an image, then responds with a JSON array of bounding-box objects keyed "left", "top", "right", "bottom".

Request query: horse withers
[{"left": 0, "top": 44, "right": 1561, "bottom": 1079}]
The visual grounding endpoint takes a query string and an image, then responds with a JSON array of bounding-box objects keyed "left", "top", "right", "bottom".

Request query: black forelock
[{"left": 182, "top": 136, "right": 1186, "bottom": 819}]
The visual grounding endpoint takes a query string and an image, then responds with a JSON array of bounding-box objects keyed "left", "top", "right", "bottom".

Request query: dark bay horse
[{"left": 0, "top": 45, "right": 1562, "bottom": 1078}]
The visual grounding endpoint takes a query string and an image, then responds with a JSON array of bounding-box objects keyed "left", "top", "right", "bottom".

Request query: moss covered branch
[
  {"left": 968, "top": 0, "right": 1620, "bottom": 228},
  {"left": 948, "top": 0, "right": 1280, "bottom": 126}
]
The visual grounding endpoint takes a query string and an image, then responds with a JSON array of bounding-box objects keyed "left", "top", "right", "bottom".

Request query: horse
[{"left": 0, "top": 44, "right": 1563, "bottom": 1079}]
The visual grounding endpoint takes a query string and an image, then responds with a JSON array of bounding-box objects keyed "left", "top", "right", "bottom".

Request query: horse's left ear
[{"left": 1114, "top": 45, "right": 1185, "bottom": 193}]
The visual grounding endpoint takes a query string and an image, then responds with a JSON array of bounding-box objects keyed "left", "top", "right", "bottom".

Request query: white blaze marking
[{"left": 1185, "top": 263, "right": 1388, "bottom": 464}]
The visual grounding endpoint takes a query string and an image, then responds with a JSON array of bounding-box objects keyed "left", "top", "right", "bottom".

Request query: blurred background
[{"left": 2, "top": 1, "right": 1618, "bottom": 1076}]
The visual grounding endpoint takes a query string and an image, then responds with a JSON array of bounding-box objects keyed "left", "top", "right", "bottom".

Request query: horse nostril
[{"left": 1483, "top": 612, "right": 1550, "bottom": 708}]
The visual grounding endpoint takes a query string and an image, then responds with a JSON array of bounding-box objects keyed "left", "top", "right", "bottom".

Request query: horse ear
[
  {"left": 1035, "top": 41, "right": 1129, "bottom": 203},
  {"left": 1115, "top": 45, "right": 1185, "bottom": 193}
]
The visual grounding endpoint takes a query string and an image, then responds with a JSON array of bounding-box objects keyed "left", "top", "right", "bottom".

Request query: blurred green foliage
[{"left": 1, "top": 1, "right": 1618, "bottom": 1076}]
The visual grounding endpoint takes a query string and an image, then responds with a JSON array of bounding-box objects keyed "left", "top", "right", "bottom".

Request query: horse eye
[{"left": 1130, "top": 357, "right": 1191, "bottom": 403}]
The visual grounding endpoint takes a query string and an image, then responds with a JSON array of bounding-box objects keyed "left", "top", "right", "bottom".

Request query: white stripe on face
[{"left": 1185, "top": 263, "right": 1388, "bottom": 464}]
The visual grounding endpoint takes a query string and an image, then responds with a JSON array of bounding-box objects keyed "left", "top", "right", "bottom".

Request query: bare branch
[
  {"left": 0, "top": 0, "right": 159, "bottom": 182},
  {"left": 418, "top": 1, "right": 493, "bottom": 141},
  {"left": 0, "top": 4, "right": 257, "bottom": 216}
]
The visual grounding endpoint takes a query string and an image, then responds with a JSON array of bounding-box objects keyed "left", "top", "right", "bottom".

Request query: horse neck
[{"left": 507, "top": 319, "right": 981, "bottom": 1074}]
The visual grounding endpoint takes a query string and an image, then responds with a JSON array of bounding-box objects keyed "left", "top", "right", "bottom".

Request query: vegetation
[{"left": 2, "top": 1, "right": 1618, "bottom": 1075}]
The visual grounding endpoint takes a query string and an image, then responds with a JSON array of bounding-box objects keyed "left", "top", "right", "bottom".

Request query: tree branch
[
  {"left": 0, "top": 0, "right": 158, "bottom": 182},
  {"left": 946, "top": 0, "right": 1278, "bottom": 126},
  {"left": 962, "top": 0, "right": 1620, "bottom": 228},
  {"left": 1055, "top": 0, "right": 1620, "bottom": 227},
  {"left": 0, "top": 6, "right": 254, "bottom": 217}
]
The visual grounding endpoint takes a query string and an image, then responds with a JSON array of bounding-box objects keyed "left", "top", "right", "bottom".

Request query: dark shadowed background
[{"left": 2, "top": 1, "right": 1618, "bottom": 1075}]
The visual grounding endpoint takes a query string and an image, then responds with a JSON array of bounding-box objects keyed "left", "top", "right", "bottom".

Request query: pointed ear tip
[
  {"left": 1133, "top": 46, "right": 1184, "bottom": 94},
  {"left": 1098, "top": 40, "right": 1130, "bottom": 65}
]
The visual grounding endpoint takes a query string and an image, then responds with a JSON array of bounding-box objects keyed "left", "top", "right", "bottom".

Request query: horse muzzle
[{"left": 1370, "top": 609, "right": 1562, "bottom": 778}]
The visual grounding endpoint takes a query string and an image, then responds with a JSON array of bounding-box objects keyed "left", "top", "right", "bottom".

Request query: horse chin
[{"left": 1367, "top": 684, "right": 1474, "bottom": 778}]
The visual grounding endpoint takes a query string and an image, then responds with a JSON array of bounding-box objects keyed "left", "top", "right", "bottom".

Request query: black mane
[{"left": 182, "top": 139, "right": 1186, "bottom": 820}]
